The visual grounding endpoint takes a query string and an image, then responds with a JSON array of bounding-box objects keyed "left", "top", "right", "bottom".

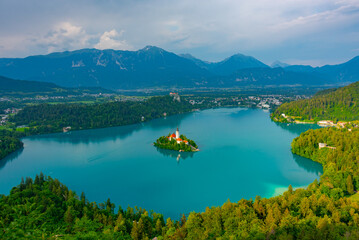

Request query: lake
[{"left": 0, "top": 108, "right": 322, "bottom": 219}]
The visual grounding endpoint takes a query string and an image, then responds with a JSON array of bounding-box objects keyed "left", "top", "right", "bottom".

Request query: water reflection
[
  {"left": 274, "top": 122, "right": 320, "bottom": 135},
  {"left": 155, "top": 147, "right": 195, "bottom": 163},
  {"left": 292, "top": 153, "right": 323, "bottom": 175},
  {"left": 25, "top": 113, "right": 191, "bottom": 145},
  {"left": 0, "top": 148, "right": 24, "bottom": 170},
  {"left": 144, "top": 112, "right": 191, "bottom": 130}
]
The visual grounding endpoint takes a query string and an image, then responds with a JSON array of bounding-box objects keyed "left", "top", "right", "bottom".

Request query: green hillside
[
  {"left": 0, "top": 75, "right": 114, "bottom": 98},
  {"left": 272, "top": 81, "right": 359, "bottom": 122},
  {"left": 0, "top": 75, "right": 59, "bottom": 94}
]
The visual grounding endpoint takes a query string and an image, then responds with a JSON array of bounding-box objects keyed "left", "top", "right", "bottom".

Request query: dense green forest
[
  {"left": 271, "top": 81, "right": 359, "bottom": 122},
  {"left": 11, "top": 96, "right": 194, "bottom": 135},
  {"left": 154, "top": 134, "right": 198, "bottom": 152},
  {"left": 0, "top": 130, "right": 23, "bottom": 160},
  {"left": 0, "top": 174, "right": 166, "bottom": 239},
  {"left": 292, "top": 127, "right": 359, "bottom": 194}
]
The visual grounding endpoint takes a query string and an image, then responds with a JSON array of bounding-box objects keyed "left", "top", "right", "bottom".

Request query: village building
[
  {"left": 318, "top": 120, "right": 334, "bottom": 126},
  {"left": 169, "top": 92, "right": 180, "bottom": 102},
  {"left": 337, "top": 121, "right": 346, "bottom": 128},
  {"left": 319, "top": 143, "right": 327, "bottom": 149},
  {"left": 319, "top": 142, "right": 336, "bottom": 150},
  {"left": 63, "top": 126, "right": 71, "bottom": 133}
]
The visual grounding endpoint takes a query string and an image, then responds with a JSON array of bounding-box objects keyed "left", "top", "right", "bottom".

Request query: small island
[{"left": 154, "top": 128, "right": 199, "bottom": 152}]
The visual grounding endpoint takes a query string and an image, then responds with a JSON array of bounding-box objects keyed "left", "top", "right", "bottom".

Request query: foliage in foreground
[
  {"left": 0, "top": 173, "right": 165, "bottom": 239},
  {"left": 272, "top": 81, "right": 359, "bottom": 122},
  {"left": 2, "top": 128, "right": 359, "bottom": 239}
]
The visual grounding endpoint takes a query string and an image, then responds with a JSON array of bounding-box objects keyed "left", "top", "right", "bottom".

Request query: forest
[
  {"left": 271, "top": 81, "right": 359, "bottom": 122},
  {"left": 0, "top": 96, "right": 194, "bottom": 160},
  {"left": 291, "top": 127, "right": 359, "bottom": 194},
  {"left": 0, "top": 130, "right": 23, "bottom": 160},
  {"left": 11, "top": 96, "right": 194, "bottom": 135}
]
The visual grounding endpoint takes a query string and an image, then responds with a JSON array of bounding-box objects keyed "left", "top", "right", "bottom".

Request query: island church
[{"left": 168, "top": 128, "right": 189, "bottom": 145}]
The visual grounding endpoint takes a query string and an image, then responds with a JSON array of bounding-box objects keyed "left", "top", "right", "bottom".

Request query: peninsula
[{"left": 154, "top": 128, "right": 199, "bottom": 152}]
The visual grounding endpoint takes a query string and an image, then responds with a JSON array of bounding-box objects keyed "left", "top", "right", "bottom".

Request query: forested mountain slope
[
  {"left": 272, "top": 81, "right": 359, "bottom": 122},
  {"left": 0, "top": 75, "right": 58, "bottom": 93}
]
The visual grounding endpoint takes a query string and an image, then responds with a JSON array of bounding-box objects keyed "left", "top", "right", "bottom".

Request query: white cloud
[
  {"left": 94, "top": 30, "right": 133, "bottom": 50},
  {"left": 35, "top": 22, "right": 92, "bottom": 53},
  {"left": 0, "top": 0, "right": 359, "bottom": 64}
]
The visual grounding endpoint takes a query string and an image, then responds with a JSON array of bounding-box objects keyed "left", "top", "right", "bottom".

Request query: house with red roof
[{"left": 167, "top": 128, "right": 189, "bottom": 145}]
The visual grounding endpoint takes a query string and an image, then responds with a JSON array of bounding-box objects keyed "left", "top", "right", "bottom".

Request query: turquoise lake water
[{"left": 0, "top": 108, "right": 322, "bottom": 219}]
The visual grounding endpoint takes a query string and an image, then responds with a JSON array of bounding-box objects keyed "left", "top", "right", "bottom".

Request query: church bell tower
[{"left": 176, "top": 127, "right": 180, "bottom": 139}]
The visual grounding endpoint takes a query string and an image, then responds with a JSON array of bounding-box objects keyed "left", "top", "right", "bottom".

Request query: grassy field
[{"left": 16, "top": 127, "right": 29, "bottom": 132}]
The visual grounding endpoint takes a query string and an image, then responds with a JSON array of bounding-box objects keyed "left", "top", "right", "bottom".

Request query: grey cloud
[{"left": 0, "top": 0, "right": 359, "bottom": 65}]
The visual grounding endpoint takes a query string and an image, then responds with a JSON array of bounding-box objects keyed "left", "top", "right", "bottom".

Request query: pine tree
[
  {"left": 155, "top": 218, "right": 163, "bottom": 235},
  {"left": 64, "top": 206, "right": 74, "bottom": 224},
  {"left": 131, "top": 221, "right": 140, "bottom": 240},
  {"left": 347, "top": 174, "right": 354, "bottom": 195}
]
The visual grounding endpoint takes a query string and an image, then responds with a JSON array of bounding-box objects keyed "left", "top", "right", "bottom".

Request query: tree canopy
[{"left": 272, "top": 81, "right": 359, "bottom": 122}]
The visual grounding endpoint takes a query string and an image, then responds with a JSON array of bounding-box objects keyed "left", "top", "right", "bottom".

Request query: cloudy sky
[{"left": 1, "top": 0, "right": 359, "bottom": 66}]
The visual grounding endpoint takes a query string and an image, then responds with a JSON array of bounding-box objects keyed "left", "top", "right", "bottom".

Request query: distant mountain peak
[
  {"left": 180, "top": 53, "right": 196, "bottom": 59},
  {"left": 211, "top": 53, "right": 268, "bottom": 75},
  {"left": 140, "top": 45, "right": 164, "bottom": 52},
  {"left": 222, "top": 53, "right": 266, "bottom": 65},
  {"left": 232, "top": 53, "right": 247, "bottom": 57},
  {"left": 271, "top": 60, "right": 290, "bottom": 68},
  {"left": 224, "top": 53, "right": 249, "bottom": 60}
]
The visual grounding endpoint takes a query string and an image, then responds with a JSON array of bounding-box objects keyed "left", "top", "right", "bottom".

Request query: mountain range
[{"left": 0, "top": 46, "right": 358, "bottom": 89}]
